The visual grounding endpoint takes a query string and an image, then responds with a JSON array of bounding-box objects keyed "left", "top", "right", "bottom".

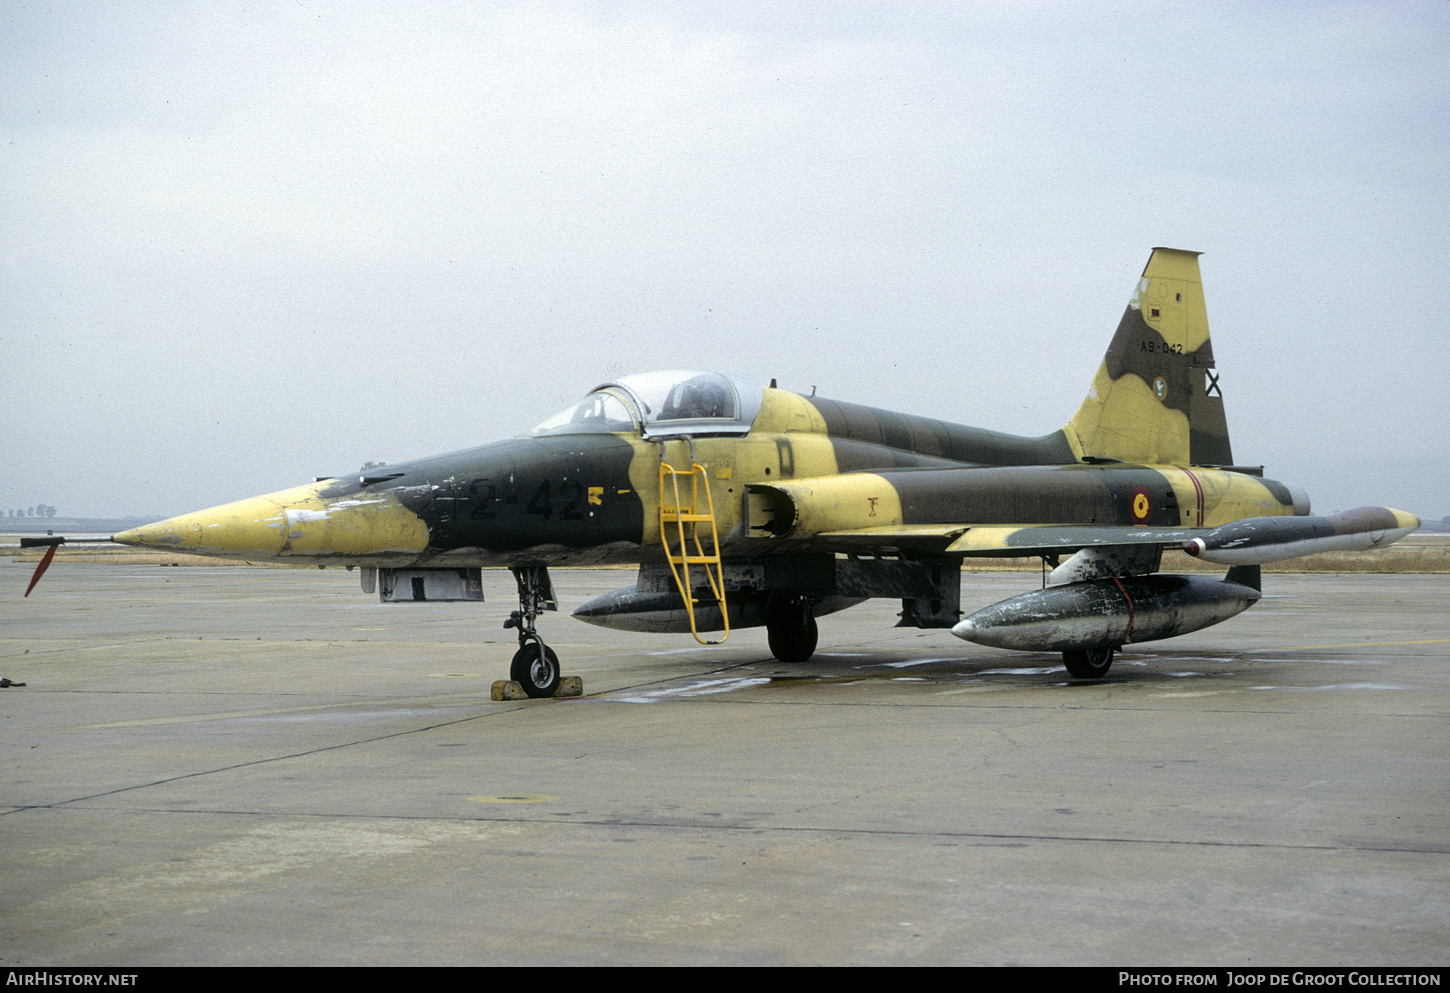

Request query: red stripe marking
[
  {"left": 1111, "top": 576, "right": 1135, "bottom": 644},
  {"left": 1180, "top": 466, "right": 1205, "bottom": 527}
]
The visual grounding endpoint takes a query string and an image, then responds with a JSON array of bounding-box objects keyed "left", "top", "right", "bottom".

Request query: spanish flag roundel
[{"left": 1130, "top": 485, "right": 1153, "bottom": 524}]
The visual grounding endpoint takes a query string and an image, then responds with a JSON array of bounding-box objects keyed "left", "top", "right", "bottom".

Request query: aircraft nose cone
[
  {"left": 113, "top": 495, "right": 289, "bottom": 557},
  {"left": 112, "top": 480, "right": 433, "bottom": 562}
]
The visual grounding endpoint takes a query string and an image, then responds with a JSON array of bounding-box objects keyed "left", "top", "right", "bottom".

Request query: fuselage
[
  {"left": 86, "top": 250, "right": 1425, "bottom": 682},
  {"left": 113, "top": 377, "right": 1304, "bottom": 567}
]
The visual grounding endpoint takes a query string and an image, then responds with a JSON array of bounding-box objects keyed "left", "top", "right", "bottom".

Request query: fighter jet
[{"left": 26, "top": 248, "right": 1419, "bottom": 696}]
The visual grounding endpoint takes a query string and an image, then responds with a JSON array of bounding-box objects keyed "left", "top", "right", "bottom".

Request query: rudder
[{"left": 1065, "top": 248, "right": 1233, "bottom": 466}]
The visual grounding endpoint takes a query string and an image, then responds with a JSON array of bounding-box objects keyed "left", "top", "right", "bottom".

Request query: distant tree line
[{"left": 9, "top": 506, "right": 58, "bottom": 517}]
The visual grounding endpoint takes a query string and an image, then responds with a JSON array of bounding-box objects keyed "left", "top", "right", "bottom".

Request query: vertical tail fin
[{"left": 1065, "top": 248, "right": 1233, "bottom": 466}]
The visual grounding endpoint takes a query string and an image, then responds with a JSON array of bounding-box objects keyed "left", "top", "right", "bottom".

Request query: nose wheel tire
[
  {"left": 511, "top": 642, "right": 561, "bottom": 698},
  {"left": 1062, "top": 646, "right": 1114, "bottom": 679}
]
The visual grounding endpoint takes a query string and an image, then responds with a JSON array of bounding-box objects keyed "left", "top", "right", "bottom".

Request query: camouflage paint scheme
[
  {"left": 109, "top": 249, "right": 1418, "bottom": 681},
  {"left": 117, "top": 249, "right": 1293, "bottom": 562}
]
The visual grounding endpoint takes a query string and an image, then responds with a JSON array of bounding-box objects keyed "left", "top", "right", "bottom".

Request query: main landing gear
[
  {"left": 1062, "top": 646, "right": 1115, "bottom": 679},
  {"left": 504, "top": 565, "right": 560, "bottom": 698},
  {"left": 766, "top": 592, "right": 818, "bottom": 664}
]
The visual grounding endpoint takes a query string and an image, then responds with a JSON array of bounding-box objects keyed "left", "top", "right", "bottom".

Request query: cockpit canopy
[{"left": 529, "top": 371, "right": 763, "bottom": 439}]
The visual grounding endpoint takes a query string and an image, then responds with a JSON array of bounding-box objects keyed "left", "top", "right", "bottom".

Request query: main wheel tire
[
  {"left": 511, "top": 642, "right": 561, "bottom": 698},
  {"left": 1062, "top": 646, "right": 1114, "bottom": 679},
  {"left": 766, "top": 600, "right": 818, "bottom": 663}
]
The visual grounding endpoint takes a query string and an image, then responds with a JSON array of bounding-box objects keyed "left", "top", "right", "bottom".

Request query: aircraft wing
[
  {"left": 815, "top": 523, "right": 1205, "bottom": 558},
  {"left": 943, "top": 524, "right": 1207, "bottom": 557},
  {"left": 815, "top": 508, "right": 1419, "bottom": 565},
  {"left": 799, "top": 524, "right": 972, "bottom": 554}
]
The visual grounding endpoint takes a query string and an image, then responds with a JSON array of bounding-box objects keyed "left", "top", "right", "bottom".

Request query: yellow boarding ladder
[{"left": 658, "top": 462, "right": 728, "bottom": 644}]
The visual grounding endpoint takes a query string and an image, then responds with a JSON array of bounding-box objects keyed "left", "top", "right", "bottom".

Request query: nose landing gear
[
  {"left": 510, "top": 639, "right": 560, "bottom": 698},
  {"left": 503, "top": 565, "right": 563, "bottom": 698}
]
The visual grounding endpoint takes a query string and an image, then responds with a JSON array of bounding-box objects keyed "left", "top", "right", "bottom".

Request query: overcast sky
[{"left": 4, "top": 1, "right": 1448, "bottom": 521}]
